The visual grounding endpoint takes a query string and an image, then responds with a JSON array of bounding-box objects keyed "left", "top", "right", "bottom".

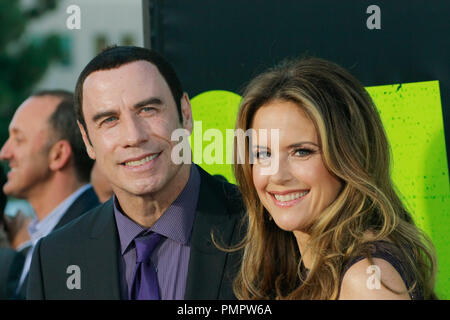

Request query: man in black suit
[
  {"left": 0, "top": 167, "right": 25, "bottom": 300},
  {"left": 0, "top": 248, "right": 24, "bottom": 299},
  {"left": 27, "top": 46, "right": 244, "bottom": 300},
  {"left": 0, "top": 90, "right": 100, "bottom": 299}
]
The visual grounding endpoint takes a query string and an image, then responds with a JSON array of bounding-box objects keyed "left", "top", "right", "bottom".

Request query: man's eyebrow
[
  {"left": 133, "top": 97, "right": 163, "bottom": 109},
  {"left": 9, "top": 126, "right": 25, "bottom": 136},
  {"left": 92, "top": 110, "right": 117, "bottom": 123},
  {"left": 9, "top": 127, "right": 20, "bottom": 134},
  {"left": 91, "top": 97, "right": 164, "bottom": 123}
]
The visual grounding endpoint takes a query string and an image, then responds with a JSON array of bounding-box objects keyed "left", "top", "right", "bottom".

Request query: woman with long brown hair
[{"left": 232, "top": 57, "right": 437, "bottom": 299}]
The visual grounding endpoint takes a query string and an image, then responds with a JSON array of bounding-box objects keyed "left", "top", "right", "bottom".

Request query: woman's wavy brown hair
[{"left": 232, "top": 57, "right": 437, "bottom": 299}]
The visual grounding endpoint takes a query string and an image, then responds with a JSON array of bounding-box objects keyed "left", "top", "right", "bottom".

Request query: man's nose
[
  {"left": 0, "top": 139, "right": 12, "bottom": 160},
  {"left": 121, "top": 114, "right": 148, "bottom": 147}
]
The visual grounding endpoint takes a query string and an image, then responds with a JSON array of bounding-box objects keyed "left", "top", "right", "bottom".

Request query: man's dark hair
[
  {"left": 74, "top": 45, "right": 184, "bottom": 132},
  {"left": 33, "top": 89, "right": 94, "bottom": 183}
]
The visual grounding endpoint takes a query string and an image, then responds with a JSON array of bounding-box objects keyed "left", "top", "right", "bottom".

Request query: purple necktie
[{"left": 130, "top": 232, "right": 162, "bottom": 300}]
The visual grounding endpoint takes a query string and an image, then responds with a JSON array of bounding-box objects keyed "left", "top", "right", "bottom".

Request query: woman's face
[{"left": 251, "top": 99, "right": 342, "bottom": 232}]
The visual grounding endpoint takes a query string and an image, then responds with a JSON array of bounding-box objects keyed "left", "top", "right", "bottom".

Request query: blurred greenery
[{"left": 0, "top": 0, "right": 64, "bottom": 147}]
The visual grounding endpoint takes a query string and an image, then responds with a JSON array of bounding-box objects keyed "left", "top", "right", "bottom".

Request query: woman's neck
[{"left": 293, "top": 230, "right": 312, "bottom": 269}]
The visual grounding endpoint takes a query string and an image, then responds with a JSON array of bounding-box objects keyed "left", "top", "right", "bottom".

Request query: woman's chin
[{"left": 271, "top": 216, "right": 307, "bottom": 233}]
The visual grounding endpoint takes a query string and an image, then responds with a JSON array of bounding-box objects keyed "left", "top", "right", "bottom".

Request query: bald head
[{"left": 0, "top": 95, "right": 61, "bottom": 198}]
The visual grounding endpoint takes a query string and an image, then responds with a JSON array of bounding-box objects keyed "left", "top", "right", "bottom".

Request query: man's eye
[
  {"left": 140, "top": 106, "right": 155, "bottom": 114},
  {"left": 101, "top": 117, "right": 118, "bottom": 125}
]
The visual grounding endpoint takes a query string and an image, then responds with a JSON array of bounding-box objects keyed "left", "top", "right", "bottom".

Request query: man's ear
[
  {"left": 180, "top": 93, "right": 193, "bottom": 134},
  {"left": 77, "top": 121, "right": 96, "bottom": 160},
  {"left": 48, "top": 140, "right": 72, "bottom": 171}
]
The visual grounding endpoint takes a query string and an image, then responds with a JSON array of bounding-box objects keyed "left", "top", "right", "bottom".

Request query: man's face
[
  {"left": 0, "top": 96, "right": 58, "bottom": 199},
  {"left": 80, "top": 60, "right": 192, "bottom": 199}
]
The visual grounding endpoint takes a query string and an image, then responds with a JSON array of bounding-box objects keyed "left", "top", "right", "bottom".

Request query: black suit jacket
[
  {"left": 15, "top": 186, "right": 100, "bottom": 299},
  {"left": 0, "top": 248, "right": 25, "bottom": 299},
  {"left": 27, "top": 166, "right": 245, "bottom": 299}
]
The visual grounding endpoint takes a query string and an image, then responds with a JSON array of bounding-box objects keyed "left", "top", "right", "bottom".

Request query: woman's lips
[{"left": 269, "top": 190, "right": 310, "bottom": 207}]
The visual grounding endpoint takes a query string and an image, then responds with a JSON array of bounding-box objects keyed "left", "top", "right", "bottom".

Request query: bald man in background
[{"left": 0, "top": 90, "right": 100, "bottom": 299}]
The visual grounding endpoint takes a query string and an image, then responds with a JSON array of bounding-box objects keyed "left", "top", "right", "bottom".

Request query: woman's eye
[
  {"left": 254, "top": 150, "right": 271, "bottom": 159},
  {"left": 294, "top": 148, "right": 313, "bottom": 157}
]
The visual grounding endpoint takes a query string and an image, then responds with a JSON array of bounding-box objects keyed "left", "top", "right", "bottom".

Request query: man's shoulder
[
  {"left": 41, "top": 200, "right": 112, "bottom": 247},
  {"left": 56, "top": 185, "right": 100, "bottom": 229},
  {"left": 197, "top": 167, "right": 243, "bottom": 210}
]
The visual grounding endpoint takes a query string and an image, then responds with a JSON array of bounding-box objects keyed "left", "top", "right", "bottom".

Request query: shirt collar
[
  {"left": 28, "top": 184, "right": 92, "bottom": 244},
  {"left": 114, "top": 165, "right": 201, "bottom": 255}
]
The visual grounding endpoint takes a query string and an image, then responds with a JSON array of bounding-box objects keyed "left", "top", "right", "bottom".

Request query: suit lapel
[
  {"left": 55, "top": 186, "right": 99, "bottom": 229},
  {"left": 184, "top": 169, "right": 239, "bottom": 299},
  {"left": 82, "top": 200, "right": 121, "bottom": 299}
]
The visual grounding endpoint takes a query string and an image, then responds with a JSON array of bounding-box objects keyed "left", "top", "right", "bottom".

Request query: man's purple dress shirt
[{"left": 113, "top": 165, "right": 200, "bottom": 300}]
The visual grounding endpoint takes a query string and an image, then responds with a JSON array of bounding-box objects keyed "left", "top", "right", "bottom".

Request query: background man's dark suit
[
  {"left": 13, "top": 186, "right": 100, "bottom": 299},
  {"left": 0, "top": 248, "right": 25, "bottom": 299},
  {"left": 27, "top": 167, "right": 244, "bottom": 299}
]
